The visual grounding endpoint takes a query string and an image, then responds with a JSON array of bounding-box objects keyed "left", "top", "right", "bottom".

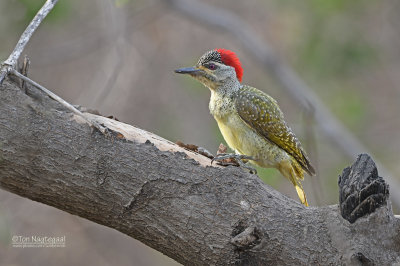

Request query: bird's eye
[{"left": 207, "top": 63, "right": 217, "bottom": 70}]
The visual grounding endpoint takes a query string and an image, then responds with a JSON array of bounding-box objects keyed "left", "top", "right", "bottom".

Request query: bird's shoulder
[{"left": 235, "top": 85, "right": 284, "bottom": 122}]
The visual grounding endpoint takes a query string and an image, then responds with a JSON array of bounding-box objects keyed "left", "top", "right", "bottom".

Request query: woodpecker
[{"left": 175, "top": 49, "right": 315, "bottom": 206}]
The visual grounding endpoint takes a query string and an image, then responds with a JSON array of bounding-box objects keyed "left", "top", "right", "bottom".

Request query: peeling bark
[{"left": 0, "top": 78, "right": 399, "bottom": 265}]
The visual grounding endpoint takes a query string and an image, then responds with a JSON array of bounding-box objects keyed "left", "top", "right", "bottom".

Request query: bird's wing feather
[{"left": 235, "top": 86, "right": 315, "bottom": 175}]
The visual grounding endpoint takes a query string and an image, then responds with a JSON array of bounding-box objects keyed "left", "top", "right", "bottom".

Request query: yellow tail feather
[
  {"left": 279, "top": 160, "right": 309, "bottom": 206},
  {"left": 295, "top": 183, "right": 309, "bottom": 207}
]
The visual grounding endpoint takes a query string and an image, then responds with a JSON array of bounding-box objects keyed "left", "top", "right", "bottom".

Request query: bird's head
[{"left": 175, "top": 49, "right": 243, "bottom": 90}]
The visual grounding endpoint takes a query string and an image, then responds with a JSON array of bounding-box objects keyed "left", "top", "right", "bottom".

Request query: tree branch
[
  {"left": 0, "top": 0, "right": 58, "bottom": 84},
  {"left": 1, "top": 1, "right": 399, "bottom": 264},
  {"left": 0, "top": 78, "right": 399, "bottom": 265},
  {"left": 11, "top": 69, "right": 107, "bottom": 134},
  {"left": 166, "top": 0, "right": 400, "bottom": 208}
]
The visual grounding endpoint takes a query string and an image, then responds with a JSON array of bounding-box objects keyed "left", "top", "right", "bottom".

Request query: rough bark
[
  {"left": 0, "top": 78, "right": 399, "bottom": 265},
  {"left": 339, "top": 154, "right": 389, "bottom": 224}
]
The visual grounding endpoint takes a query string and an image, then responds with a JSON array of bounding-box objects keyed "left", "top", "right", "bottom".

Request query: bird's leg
[
  {"left": 211, "top": 153, "right": 254, "bottom": 163},
  {"left": 211, "top": 153, "right": 257, "bottom": 174}
]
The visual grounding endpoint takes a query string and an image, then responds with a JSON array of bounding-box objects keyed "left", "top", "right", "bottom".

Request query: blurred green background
[{"left": 1, "top": 0, "right": 400, "bottom": 265}]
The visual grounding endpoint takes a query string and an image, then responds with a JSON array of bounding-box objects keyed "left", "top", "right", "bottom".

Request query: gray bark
[{"left": 0, "top": 78, "right": 399, "bottom": 265}]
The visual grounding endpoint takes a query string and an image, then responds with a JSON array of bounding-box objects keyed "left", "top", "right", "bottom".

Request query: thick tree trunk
[{"left": 0, "top": 78, "right": 399, "bottom": 265}]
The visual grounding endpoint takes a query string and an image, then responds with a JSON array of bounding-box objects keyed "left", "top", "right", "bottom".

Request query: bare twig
[
  {"left": 0, "top": 0, "right": 58, "bottom": 85},
  {"left": 11, "top": 70, "right": 107, "bottom": 134},
  {"left": 0, "top": 0, "right": 105, "bottom": 134},
  {"left": 167, "top": 0, "right": 400, "bottom": 207},
  {"left": 20, "top": 55, "right": 31, "bottom": 93}
]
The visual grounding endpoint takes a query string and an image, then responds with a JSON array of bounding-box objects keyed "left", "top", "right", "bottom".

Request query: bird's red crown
[{"left": 216, "top": 48, "right": 243, "bottom": 82}]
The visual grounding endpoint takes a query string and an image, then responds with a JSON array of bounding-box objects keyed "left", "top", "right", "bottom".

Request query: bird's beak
[{"left": 174, "top": 67, "right": 201, "bottom": 75}]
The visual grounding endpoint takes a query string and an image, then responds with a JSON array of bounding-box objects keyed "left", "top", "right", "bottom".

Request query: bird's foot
[{"left": 211, "top": 153, "right": 257, "bottom": 174}]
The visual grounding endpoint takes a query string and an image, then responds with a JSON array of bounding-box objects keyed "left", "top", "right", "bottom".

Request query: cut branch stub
[{"left": 338, "top": 154, "right": 389, "bottom": 223}]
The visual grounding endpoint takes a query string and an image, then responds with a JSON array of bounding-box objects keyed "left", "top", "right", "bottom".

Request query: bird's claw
[{"left": 211, "top": 153, "right": 257, "bottom": 174}]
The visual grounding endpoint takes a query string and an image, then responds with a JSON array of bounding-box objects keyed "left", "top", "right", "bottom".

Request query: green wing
[{"left": 235, "top": 85, "right": 315, "bottom": 175}]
